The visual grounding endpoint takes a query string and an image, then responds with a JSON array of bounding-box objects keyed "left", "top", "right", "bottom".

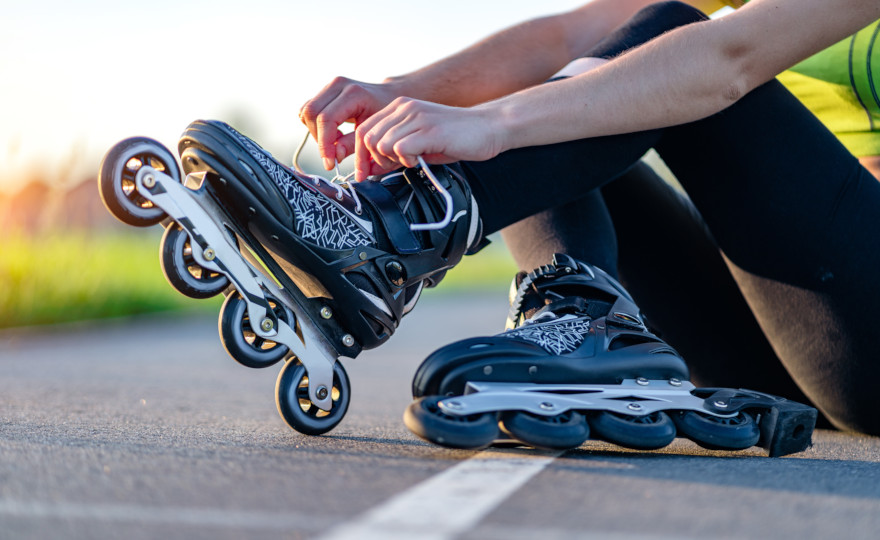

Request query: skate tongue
[
  {"left": 522, "top": 310, "right": 580, "bottom": 326},
  {"left": 525, "top": 297, "right": 588, "bottom": 322}
]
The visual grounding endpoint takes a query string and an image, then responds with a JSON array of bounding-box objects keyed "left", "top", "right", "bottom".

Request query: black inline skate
[
  {"left": 98, "top": 120, "right": 483, "bottom": 435},
  {"left": 405, "top": 253, "right": 817, "bottom": 457}
]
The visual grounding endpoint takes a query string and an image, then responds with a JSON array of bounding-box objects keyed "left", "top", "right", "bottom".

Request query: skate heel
[
  {"left": 700, "top": 388, "right": 817, "bottom": 457},
  {"left": 759, "top": 401, "right": 817, "bottom": 457}
]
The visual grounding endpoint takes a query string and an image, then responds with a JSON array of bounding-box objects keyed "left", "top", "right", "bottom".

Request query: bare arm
[
  {"left": 493, "top": 0, "right": 880, "bottom": 150},
  {"left": 384, "top": 0, "right": 711, "bottom": 107},
  {"left": 354, "top": 0, "right": 880, "bottom": 179},
  {"left": 300, "top": 0, "right": 723, "bottom": 167}
]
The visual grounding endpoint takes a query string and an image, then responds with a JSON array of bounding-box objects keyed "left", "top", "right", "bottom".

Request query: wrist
[
  {"left": 381, "top": 75, "right": 427, "bottom": 101},
  {"left": 476, "top": 98, "right": 518, "bottom": 156}
]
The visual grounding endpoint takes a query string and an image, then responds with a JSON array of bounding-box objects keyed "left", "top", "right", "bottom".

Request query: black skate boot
[
  {"left": 178, "top": 120, "right": 484, "bottom": 354},
  {"left": 405, "top": 253, "right": 817, "bottom": 456}
]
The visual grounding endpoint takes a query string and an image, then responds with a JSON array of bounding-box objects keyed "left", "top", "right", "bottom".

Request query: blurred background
[{"left": 0, "top": 0, "right": 591, "bottom": 328}]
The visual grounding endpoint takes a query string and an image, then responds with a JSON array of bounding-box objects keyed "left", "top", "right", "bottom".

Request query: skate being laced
[{"left": 292, "top": 131, "right": 453, "bottom": 231}]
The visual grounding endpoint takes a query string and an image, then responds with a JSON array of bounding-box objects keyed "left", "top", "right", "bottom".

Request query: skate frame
[
  {"left": 439, "top": 379, "right": 740, "bottom": 419},
  {"left": 134, "top": 165, "right": 337, "bottom": 410}
]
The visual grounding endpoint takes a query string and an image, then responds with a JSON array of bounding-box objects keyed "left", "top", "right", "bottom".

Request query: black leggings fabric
[{"left": 459, "top": 1, "right": 880, "bottom": 434}]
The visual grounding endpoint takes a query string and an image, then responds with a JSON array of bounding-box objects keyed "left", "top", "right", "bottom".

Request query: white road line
[{"left": 316, "top": 448, "right": 562, "bottom": 540}]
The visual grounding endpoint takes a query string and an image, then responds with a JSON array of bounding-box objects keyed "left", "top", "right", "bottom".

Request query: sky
[{"left": 0, "top": 0, "right": 585, "bottom": 192}]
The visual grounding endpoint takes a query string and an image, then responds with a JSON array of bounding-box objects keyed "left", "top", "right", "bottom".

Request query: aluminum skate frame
[
  {"left": 437, "top": 379, "right": 740, "bottom": 418},
  {"left": 134, "top": 165, "right": 337, "bottom": 410}
]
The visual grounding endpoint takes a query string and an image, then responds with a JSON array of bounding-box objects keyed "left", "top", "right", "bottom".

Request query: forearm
[
  {"left": 384, "top": 0, "right": 657, "bottom": 107},
  {"left": 489, "top": 0, "right": 880, "bottom": 152},
  {"left": 487, "top": 19, "right": 736, "bottom": 150}
]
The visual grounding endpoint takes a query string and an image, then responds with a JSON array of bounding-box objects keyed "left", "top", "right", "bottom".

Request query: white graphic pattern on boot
[
  {"left": 227, "top": 128, "right": 372, "bottom": 250},
  {"left": 499, "top": 316, "right": 590, "bottom": 355}
]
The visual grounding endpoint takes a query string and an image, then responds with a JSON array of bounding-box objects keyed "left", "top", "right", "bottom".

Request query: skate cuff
[{"left": 353, "top": 180, "right": 421, "bottom": 254}]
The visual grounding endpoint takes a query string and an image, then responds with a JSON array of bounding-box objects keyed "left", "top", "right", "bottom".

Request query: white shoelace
[
  {"left": 292, "top": 132, "right": 364, "bottom": 215},
  {"left": 292, "top": 131, "right": 453, "bottom": 231}
]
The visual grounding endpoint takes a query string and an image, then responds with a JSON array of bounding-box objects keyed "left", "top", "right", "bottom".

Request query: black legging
[{"left": 458, "top": 1, "right": 880, "bottom": 434}]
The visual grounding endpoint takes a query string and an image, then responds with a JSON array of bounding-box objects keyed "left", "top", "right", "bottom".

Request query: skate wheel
[
  {"left": 500, "top": 410, "right": 590, "bottom": 450},
  {"left": 219, "top": 293, "right": 291, "bottom": 369},
  {"left": 589, "top": 411, "right": 677, "bottom": 450},
  {"left": 98, "top": 137, "right": 180, "bottom": 226},
  {"left": 161, "top": 224, "right": 230, "bottom": 299},
  {"left": 275, "top": 360, "right": 350, "bottom": 435},
  {"left": 403, "top": 396, "right": 500, "bottom": 449},
  {"left": 674, "top": 411, "right": 760, "bottom": 451}
]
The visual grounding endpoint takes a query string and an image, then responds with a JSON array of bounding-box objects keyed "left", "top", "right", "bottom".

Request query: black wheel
[
  {"left": 275, "top": 360, "right": 350, "bottom": 435},
  {"left": 219, "top": 293, "right": 291, "bottom": 368},
  {"left": 160, "top": 224, "right": 230, "bottom": 298},
  {"left": 98, "top": 137, "right": 180, "bottom": 226},
  {"left": 675, "top": 411, "right": 761, "bottom": 451},
  {"left": 403, "top": 396, "right": 500, "bottom": 449},
  {"left": 500, "top": 410, "right": 590, "bottom": 450},
  {"left": 589, "top": 410, "right": 677, "bottom": 450}
]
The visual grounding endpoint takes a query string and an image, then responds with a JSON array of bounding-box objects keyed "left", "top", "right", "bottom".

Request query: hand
[
  {"left": 354, "top": 97, "right": 504, "bottom": 181},
  {"left": 299, "top": 77, "right": 400, "bottom": 170}
]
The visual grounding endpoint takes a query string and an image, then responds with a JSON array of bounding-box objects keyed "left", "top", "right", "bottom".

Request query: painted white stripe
[{"left": 316, "top": 448, "right": 562, "bottom": 540}]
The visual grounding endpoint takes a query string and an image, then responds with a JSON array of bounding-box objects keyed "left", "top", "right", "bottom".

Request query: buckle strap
[{"left": 353, "top": 179, "right": 421, "bottom": 254}]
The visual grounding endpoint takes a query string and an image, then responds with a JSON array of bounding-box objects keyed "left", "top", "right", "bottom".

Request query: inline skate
[
  {"left": 405, "top": 253, "right": 817, "bottom": 456},
  {"left": 98, "top": 120, "right": 483, "bottom": 435}
]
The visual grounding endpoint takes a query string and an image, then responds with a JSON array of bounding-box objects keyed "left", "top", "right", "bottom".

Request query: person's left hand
[{"left": 353, "top": 97, "right": 504, "bottom": 181}]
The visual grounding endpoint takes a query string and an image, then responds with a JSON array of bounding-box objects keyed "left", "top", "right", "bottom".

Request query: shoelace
[
  {"left": 292, "top": 132, "right": 364, "bottom": 215},
  {"left": 291, "top": 131, "right": 453, "bottom": 231}
]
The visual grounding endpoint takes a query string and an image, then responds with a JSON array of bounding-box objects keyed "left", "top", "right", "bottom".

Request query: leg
[
  {"left": 501, "top": 189, "right": 619, "bottom": 278},
  {"left": 464, "top": 1, "right": 708, "bottom": 235},
  {"left": 602, "top": 164, "right": 815, "bottom": 405},
  {"left": 655, "top": 80, "right": 880, "bottom": 432},
  {"left": 500, "top": 162, "right": 816, "bottom": 407},
  {"left": 497, "top": 3, "right": 799, "bottom": 395},
  {"left": 457, "top": 3, "right": 880, "bottom": 432}
]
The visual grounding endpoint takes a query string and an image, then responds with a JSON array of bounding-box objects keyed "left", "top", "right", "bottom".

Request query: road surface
[{"left": 1, "top": 292, "right": 879, "bottom": 539}]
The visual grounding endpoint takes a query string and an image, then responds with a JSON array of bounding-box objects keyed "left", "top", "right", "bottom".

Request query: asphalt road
[{"left": 1, "top": 292, "right": 879, "bottom": 539}]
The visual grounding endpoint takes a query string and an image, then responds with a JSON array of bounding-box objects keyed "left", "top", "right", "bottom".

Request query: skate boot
[
  {"left": 177, "top": 120, "right": 483, "bottom": 351},
  {"left": 405, "top": 253, "right": 817, "bottom": 457},
  {"left": 97, "top": 120, "right": 482, "bottom": 436}
]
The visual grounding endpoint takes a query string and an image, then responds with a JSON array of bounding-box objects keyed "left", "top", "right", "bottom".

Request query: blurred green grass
[
  {"left": 0, "top": 231, "right": 517, "bottom": 329},
  {"left": 0, "top": 232, "right": 216, "bottom": 328}
]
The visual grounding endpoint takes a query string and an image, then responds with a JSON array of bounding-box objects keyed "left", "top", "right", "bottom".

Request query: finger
[
  {"left": 354, "top": 112, "right": 390, "bottom": 179},
  {"left": 365, "top": 128, "right": 399, "bottom": 172},
  {"left": 359, "top": 106, "right": 420, "bottom": 172},
  {"left": 368, "top": 160, "right": 402, "bottom": 178},
  {"left": 334, "top": 132, "right": 357, "bottom": 164},
  {"left": 377, "top": 120, "right": 424, "bottom": 166},
  {"left": 391, "top": 133, "right": 430, "bottom": 169},
  {"left": 354, "top": 126, "right": 372, "bottom": 182},
  {"left": 315, "top": 110, "right": 345, "bottom": 166},
  {"left": 355, "top": 129, "right": 395, "bottom": 181},
  {"left": 299, "top": 77, "right": 349, "bottom": 140}
]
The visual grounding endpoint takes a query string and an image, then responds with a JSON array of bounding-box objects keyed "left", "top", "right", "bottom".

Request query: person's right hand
[{"left": 299, "top": 77, "right": 401, "bottom": 171}]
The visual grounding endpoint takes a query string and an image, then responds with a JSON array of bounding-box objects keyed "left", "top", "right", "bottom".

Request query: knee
[
  {"left": 639, "top": 2, "right": 709, "bottom": 27},
  {"left": 587, "top": 2, "right": 709, "bottom": 59}
]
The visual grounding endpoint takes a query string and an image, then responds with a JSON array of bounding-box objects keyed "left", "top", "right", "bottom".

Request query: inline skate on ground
[
  {"left": 98, "top": 120, "right": 483, "bottom": 435},
  {"left": 405, "top": 253, "right": 817, "bottom": 456}
]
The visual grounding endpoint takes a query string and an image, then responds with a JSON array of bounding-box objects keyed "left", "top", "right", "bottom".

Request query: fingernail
[{"left": 323, "top": 158, "right": 334, "bottom": 170}]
